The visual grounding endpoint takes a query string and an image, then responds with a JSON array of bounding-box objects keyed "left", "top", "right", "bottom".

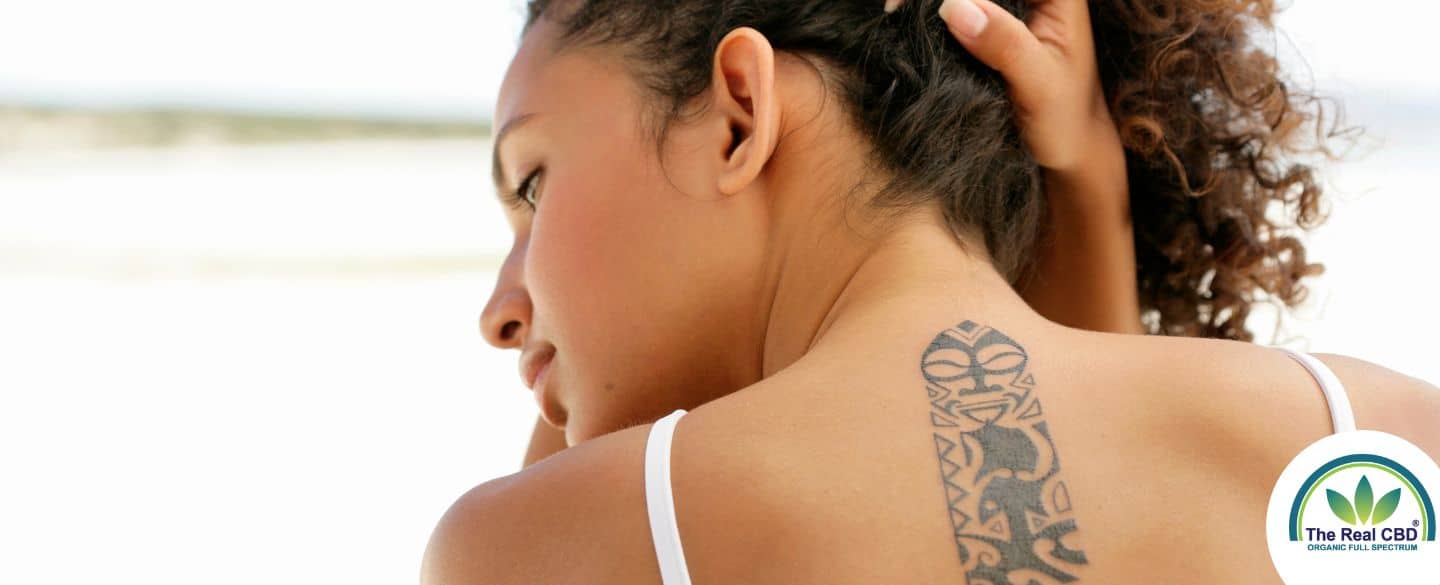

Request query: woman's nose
[{"left": 480, "top": 253, "right": 532, "bottom": 350}]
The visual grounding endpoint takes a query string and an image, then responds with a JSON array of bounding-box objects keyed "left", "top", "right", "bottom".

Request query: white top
[
  {"left": 1276, "top": 347, "right": 1358, "bottom": 433},
  {"left": 645, "top": 408, "right": 693, "bottom": 585},
  {"left": 641, "top": 349, "right": 1357, "bottom": 585}
]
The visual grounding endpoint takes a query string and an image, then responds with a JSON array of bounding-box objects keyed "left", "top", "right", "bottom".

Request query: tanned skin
[{"left": 521, "top": 0, "right": 1139, "bottom": 466}]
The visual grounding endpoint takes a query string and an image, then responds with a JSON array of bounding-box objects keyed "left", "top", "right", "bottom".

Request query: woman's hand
[
  {"left": 942, "top": 0, "right": 1123, "bottom": 179},
  {"left": 889, "top": 0, "right": 1142, "bottom": 333},
  {"left": 890, "top": 0, "right": 1126, "bottom": 202}
]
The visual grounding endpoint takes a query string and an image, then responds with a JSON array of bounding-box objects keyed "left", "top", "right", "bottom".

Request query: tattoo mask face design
[
  {"left": 921, "top": 321, "right": 1088, "bottom": 584},
  {"left": 921, "top": 321, "right": 1032, "bottom": 432}
]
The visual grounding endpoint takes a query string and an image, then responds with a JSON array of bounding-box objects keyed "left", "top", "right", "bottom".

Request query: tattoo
[{"left": 921, "top": 321, "right": 1088, "bottom": 583}]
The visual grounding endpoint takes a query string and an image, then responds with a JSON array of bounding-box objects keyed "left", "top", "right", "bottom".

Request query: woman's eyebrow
[{"left": 491, "top": 113, "right": 540, "bottom": 195}]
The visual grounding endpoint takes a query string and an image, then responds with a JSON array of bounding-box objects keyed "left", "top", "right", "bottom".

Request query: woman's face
[{"left": 481, "top": 20, "right": 769, "bottom": 444}]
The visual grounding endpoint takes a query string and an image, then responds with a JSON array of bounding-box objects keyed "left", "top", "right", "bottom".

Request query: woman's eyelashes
[{"left": 505, "top": 168, "right": 543, "bottom": 211}]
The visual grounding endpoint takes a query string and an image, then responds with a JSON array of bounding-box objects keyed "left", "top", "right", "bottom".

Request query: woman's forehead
[
  {"left": 495, "top": 21, "right": 563, "bottom": 127},
  {"left": 496, "top": 26, "right": 639, "bottom": 137}
]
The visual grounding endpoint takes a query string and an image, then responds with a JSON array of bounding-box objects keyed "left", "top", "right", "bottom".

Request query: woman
[
  {"left": 516, "top": 0, "right": 1143, "bottom": 465},
  {"left": 427, "top": 0, "right": 1439, "bottom": 582}
]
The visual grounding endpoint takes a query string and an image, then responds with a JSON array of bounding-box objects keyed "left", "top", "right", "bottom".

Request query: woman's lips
[
  {"left": 519, "top": 344, "right": 556, "bottom": 389},
  {"left": 532, "top": 357, "right": 563, "bottom": 428},
  {"left": 518, "top": 344, "right": 563, "bottom": 428}
]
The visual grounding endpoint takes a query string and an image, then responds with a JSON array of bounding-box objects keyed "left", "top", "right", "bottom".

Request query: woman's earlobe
[{"left": 712, "top": 27, "right": 780, "bottom": 196}]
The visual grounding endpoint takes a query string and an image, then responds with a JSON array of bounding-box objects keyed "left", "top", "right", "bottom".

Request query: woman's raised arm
[{"left": 921, "top": 0, "right": 1144, "bottom": 333}]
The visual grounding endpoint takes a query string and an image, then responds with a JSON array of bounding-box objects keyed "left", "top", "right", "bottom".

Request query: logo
[
  {"left": 1289, "top": 454, "right": 1433, "bottom": 546},
  {"left": 1267, "top": 431, "right": 1440, "bottom": 584}
]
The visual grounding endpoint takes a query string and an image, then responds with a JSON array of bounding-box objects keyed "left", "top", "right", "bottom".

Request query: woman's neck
[
  {"left": 744, "top": 75, "right": 1054, "bottom": 382},
  {"left": 756, "top": 201, "right": 1052, "bottom": 379}
]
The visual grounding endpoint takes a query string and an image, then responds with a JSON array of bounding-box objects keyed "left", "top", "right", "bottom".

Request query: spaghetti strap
[
  {"left": 1276, "top": 347, "right": 1357, "bottom": 434},
  {"left": 644, "top": 408, "right": 693, "bottom": 585}
]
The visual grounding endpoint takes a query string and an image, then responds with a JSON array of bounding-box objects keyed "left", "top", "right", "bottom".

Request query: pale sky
[
  {"left": 0, "top": 0, "right": 527, "bottom": 120},
  {"left": 0, "top": 0, "right": 1435, "bottom": 121}
]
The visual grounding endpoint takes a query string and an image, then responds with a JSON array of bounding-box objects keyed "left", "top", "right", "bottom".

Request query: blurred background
[{"left": 0, "top": 1, "right": 1436, "bottom": 584}]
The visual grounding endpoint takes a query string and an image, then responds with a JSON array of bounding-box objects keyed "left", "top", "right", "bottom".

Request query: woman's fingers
[
  {"left": 939, "top": 0, "right": 1052, "bottom": 93},
  {"left": 884, "top": 0, "right": 905, "bottom": 13},
  {"left": 1035, "top": 0, "right": 1093, "bottom": 30}
]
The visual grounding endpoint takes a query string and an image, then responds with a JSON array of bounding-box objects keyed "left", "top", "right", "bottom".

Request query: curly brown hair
[
  {"left": 1092, "top": 0, "right": 1356, "bottom": 340},
  {"left": 527, "top": 0, "right": 1354, "bottom": 342}
]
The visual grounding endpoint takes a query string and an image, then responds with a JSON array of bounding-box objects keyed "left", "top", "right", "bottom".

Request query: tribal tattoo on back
[{"left": 920, "top": 321, "right": 1088, "bottom": 584}]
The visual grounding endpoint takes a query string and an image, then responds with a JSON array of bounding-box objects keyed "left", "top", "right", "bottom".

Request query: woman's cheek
[{"left": 527, "top": 166, "right": 664, "bottom": 345}]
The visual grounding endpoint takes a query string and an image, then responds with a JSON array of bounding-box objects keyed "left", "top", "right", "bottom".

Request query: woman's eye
[{"left": 515, "top": 170, "right": 542, "bottom": 209}]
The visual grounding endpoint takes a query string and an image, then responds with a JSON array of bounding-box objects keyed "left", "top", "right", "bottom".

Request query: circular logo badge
[{"left": 1267, "top": 430, "right": 1440, "bottom": 583}]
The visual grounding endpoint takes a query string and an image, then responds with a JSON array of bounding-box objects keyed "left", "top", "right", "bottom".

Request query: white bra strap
[
  {"left": 1277, "top": 348, "right": 1357, "bottom": 434},
  {"left": 644, "top": 408, "right": 693, "bottom": 585}
]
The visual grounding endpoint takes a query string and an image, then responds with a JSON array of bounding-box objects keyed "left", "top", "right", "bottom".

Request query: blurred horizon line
[
  {"left": 2, "top": 81, "right": 1436, "bottom": 129},
  {"left": 0, "top": 104, "right": 491, "bottom": 153},
  {"left": 3, "top": 85, "right": 1436, "bottom": 154},
  {"left": 0, "top": 84, "right": 494, "bottom": 125}
]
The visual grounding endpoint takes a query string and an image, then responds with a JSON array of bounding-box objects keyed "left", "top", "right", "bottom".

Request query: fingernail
[
  {"left": 884, "top": 0, "right": 904, "bottom": 13},
  {"left": 940, "top": 0, "right": 988, "bottom": 39}
]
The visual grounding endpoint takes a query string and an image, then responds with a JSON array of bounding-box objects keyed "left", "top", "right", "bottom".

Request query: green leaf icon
[
  {"left": 1371, "top": 488, "right": 1402, "bottom": 525},
  {"left": 1355, "top": 475, "right": 1374, "bottom": 524},
  {"left": 1328, "top": 489, "right": 1357, "bottom": 525}
]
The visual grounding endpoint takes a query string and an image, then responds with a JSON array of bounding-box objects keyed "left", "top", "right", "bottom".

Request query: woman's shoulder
[
  {"left": 1109, "top": 336, "right": 1440, "bottom": 490},
  {"left": 1310, "top": 352, "right": 1440, "bottom": 452},
  {"left": 421, "top": 421, "right": 654, "bottom": 584},
  {"left": 420, "top": 406, "right": 788, "bottom": 585}
]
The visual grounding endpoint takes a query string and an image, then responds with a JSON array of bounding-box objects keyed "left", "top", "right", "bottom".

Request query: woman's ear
[{"left": 709, "top": 27, "right": 780, "bottom": 196}]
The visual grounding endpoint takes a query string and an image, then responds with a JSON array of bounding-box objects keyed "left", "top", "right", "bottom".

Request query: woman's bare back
[
  {"left": 661, "top": 315, "right": 1440, "bottom": 584},
  {"left": 422, "top": 309, "right": 1439, "bottom": 585}
]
